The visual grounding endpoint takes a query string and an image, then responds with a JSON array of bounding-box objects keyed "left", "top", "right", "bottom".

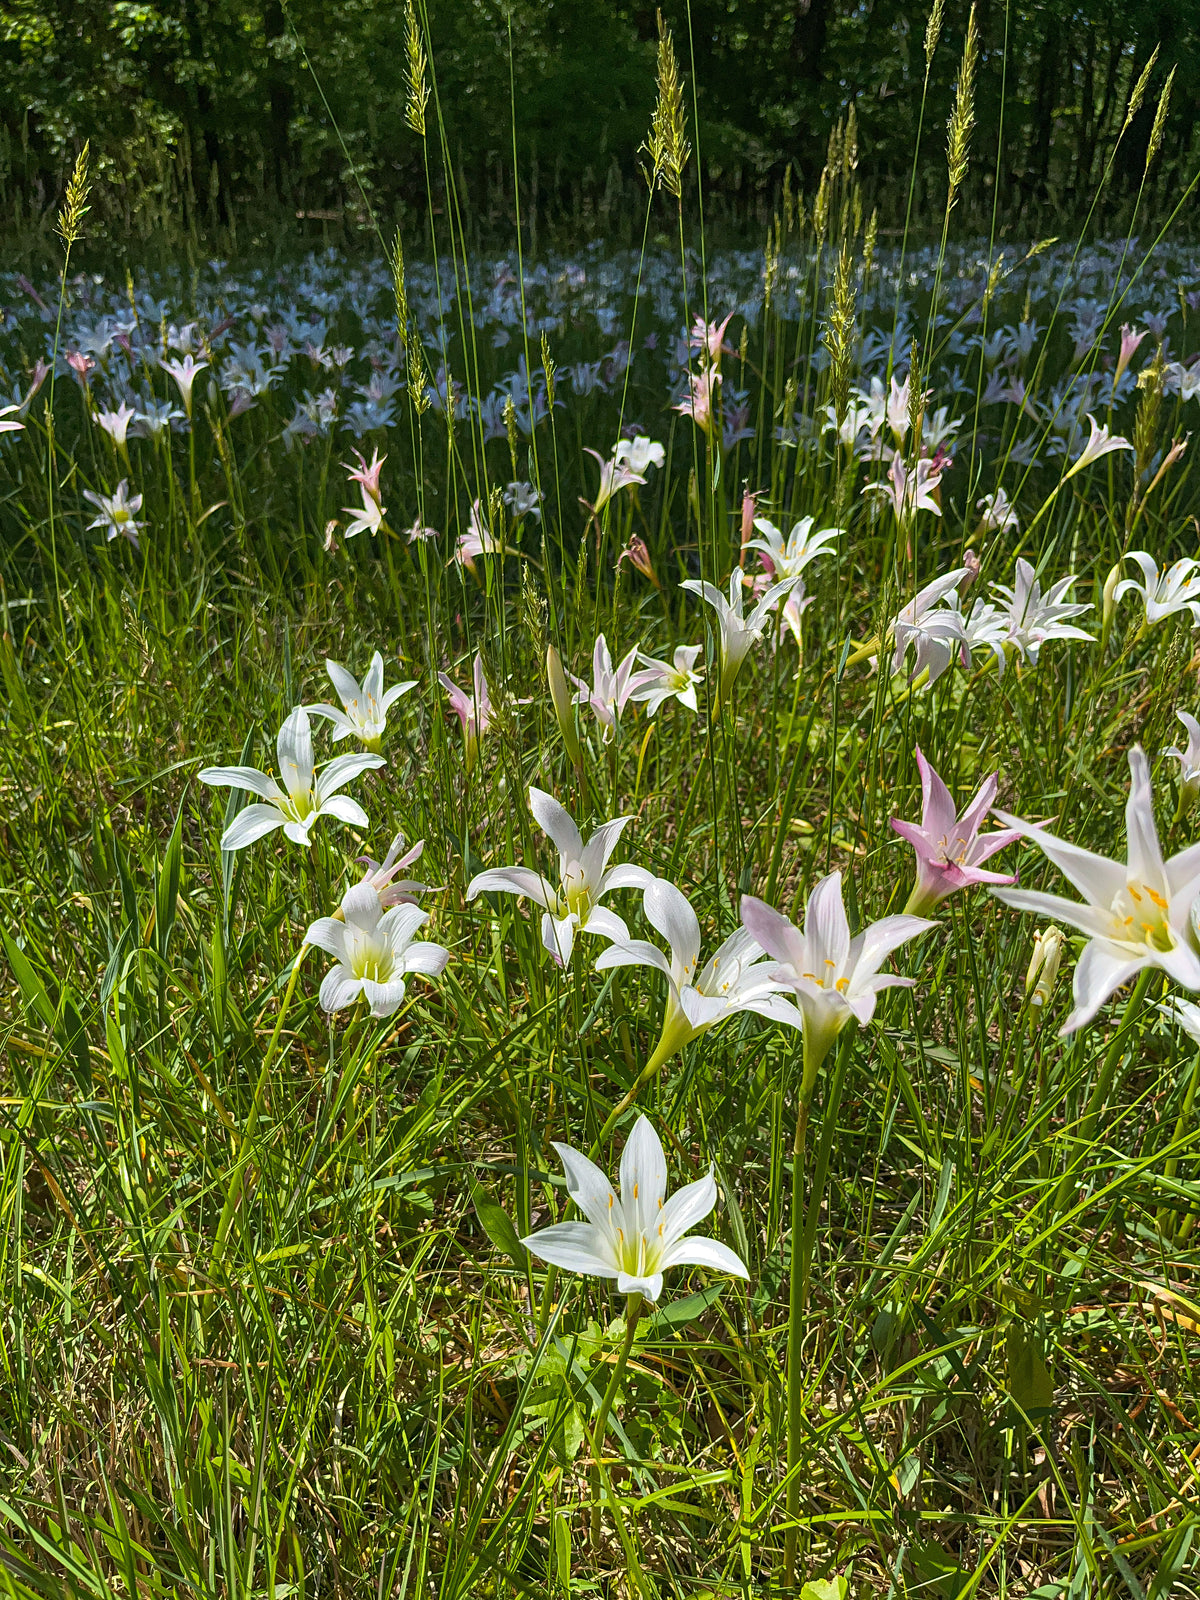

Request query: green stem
[
  {"left": 590, "top": 1027, "right": 680, "bottom": 1157},
  {"left": 209, "top": 943, "right": 309, "bottom": 1280},
  {"left": 589, "top": 1292, "right": 642, "bottom": 1547},
  {"left": 783, "top": 1025, "right": 832, "bottom": 1587}
]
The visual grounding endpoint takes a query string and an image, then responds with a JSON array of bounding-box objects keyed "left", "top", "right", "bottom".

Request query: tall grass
[{"left": 3, "top": 9, "right": 1200, "bottom": 1597}]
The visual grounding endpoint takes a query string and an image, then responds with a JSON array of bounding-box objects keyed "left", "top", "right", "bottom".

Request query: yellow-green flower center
[{"left": 1113, "top": 880, "right": 1174, "bottom": 952}]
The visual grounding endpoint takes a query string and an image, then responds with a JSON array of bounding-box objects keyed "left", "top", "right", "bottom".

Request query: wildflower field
[{"left": 6, "top": 13, "right": 1200, "bottom": 1596}]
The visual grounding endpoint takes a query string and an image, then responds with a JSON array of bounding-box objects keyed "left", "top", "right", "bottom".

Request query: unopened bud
[
  {"left": 740, "top": 488, "right": 757, "bottom": 551},
  {"left": 547, "top": 644, "right": 584, "bottom": 770},
  {"left": 617, "top": 534, "right": 659, "bottom": 588},
  {"left": 1025, "top": 925, "right": 1065, "bottom": 1015}
]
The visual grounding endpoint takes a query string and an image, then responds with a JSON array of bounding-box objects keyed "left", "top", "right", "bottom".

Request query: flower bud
[
  {"left": 547, "top": 644, "right": 584, "bottom": 771},
  {"left": 1025, "top": 925, "right": 1065, "bottom": 1016}
]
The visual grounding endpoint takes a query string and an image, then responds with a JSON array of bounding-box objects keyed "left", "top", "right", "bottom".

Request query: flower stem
[
  {"left": 589, "top": 1292, "right": 642, "bottom": 1547},
  {"left": 783, "top": 1025, "right": 827, "bottom": 1586},
  {"left": 590, "top": 1029, "right": 679, "bottom": 1156}
]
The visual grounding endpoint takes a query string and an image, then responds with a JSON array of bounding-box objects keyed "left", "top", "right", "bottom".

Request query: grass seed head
[
  {"left": 56, "top": 141, "right": 91, "bottom": 250},
  {"left": 641, "top": 10, "right": 690, "bottom": 201},
  {"left": 404, "top": 1, "right": 431, "bottom": 138}
]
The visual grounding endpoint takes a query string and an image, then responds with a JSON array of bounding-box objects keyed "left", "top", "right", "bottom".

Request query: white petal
[
  {"left": 325, "top": 659, "right": 363, "bottom": 709},
  {"left": 619, "top": 1115, "right": 667, "bottom": 1233},
  {"left": 805, "top": 872, "right": 851, "bottom": 971},
  {"left": 601, "top": 862, "right": 656, "bottom": 894},
  {"left": 380, "top": 680, "right": 417, "bottom": 711},
  {"left": 401, "top": 940, "right": 450, "bottom": 978},
  {"left": 579, "top": 816, "right": 632, "bottom": 884},
  {"left": 542, "top": 912, "right": 576, "bottom": 967},
  {"left": 642, "top": 878, "right": 701, "bottom": 973},
  {"left": 198, "top": 764, "right": 281, "bottom": 801},
  {"left": 552, "top": 1142, "right": 620, "bottom": 1229},
  {"left": 362, "top": 976, "right": 407, "bottom": 1017},
  {"left": 852, "top": 913, "right": 937, "bottom": 983},
  {"left": 991, "top": 886, "right": 1116, "bottom": 939},
  {"left": 220, "top": 804, "right": 285, "bottom": 851},
  {"left": 616, "top": 1270, "right": 664, "bottom": 1302},
  {"left": 304, "top": 915, "right": 350, "bottom": 959},
  {"left": 466, "top": 866, "right": 556, "bottom": 908},
  {"left": 660, "top": 1235, "right": 749, "bottom": 1280},
  {"left": 522, "top": 1221, "right": 619, "bottom": 1278},
  {"left": 594, "top": 938, "right": 673, "bottom": 979},
  {"left": 1061, "top": 941, "right": 1148, "bottom": 1033},
  {"left": 1125, "top": 746, "right": 1168, "bottom": 893},
  {"left": 378, "top": 900, "right": 428, "bottom": 944},
  {"left": 276, "top": 707, "right": 314, "bottom": 792},
  {"left": 302, "top": 704, "right": 355, "bottom": 736},
  {"left": 657, "top": 1168, "right": 717, "bottom": 1247},
  {"left": 740, "top": 895, "right": 805, "bottom": 973},
  {"left": 320, "top": 793, "right": 370, "bottom": 829},
  {"left": 319, "top": 967, "right": 363, "bottom": 1013},
  {"left": 316, "top": 751, "right": 386, "bottom": 798},
  {"left": 529, "top": 787, "right": 583, "bottom": 864},
  {"left": 580, "top": 905, "right": 630, "bottom": 945},
  {"left": 992, "top": 810, "right": 1124, "bottom": 908}
]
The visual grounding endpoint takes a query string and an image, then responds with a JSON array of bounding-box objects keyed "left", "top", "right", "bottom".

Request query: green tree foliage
[{"left": 0, "top": 0, "right": 1196, "bottom": 239}]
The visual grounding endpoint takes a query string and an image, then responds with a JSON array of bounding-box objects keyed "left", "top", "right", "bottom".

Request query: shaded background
[{"left": 2, "top": 0, "right": 1196, "bottom": 251}]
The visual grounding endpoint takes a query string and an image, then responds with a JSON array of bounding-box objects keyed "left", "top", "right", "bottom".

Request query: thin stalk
[{"left": 589, "top": 1291, "right": 642, "bottom": 1546}]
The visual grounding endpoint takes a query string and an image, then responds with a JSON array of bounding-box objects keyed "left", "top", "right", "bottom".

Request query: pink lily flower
[
  {"left": 438, "top": 651, "right": 491, "bottom": 772},
  {"left": 674, "top": 367, "right": 721, "bottom": 436},
  {"left": 688, "top": 312, "right": 736, "bottom": 366},
  {"left": 891, "top": 747, "right": 1021, "bottom": 916},
  {"left": 343, "top": 447, "right": 386, "bottom": 505},
  {"left": 356, "top": 834, "right": 427, "bottom": 910}
]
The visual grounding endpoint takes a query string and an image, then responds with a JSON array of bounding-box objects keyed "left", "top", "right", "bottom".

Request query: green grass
[{"left": 4, "top": 74, "right": 1200, "bottom": 1600}]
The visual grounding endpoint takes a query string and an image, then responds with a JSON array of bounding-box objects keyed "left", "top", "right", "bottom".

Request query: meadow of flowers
[{"left": 5, "top": 49, "right": 1200, "bottom": 1596}]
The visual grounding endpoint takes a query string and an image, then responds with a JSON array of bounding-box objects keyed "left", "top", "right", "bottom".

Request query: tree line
[{"left": 1, "top": 0, "right": 1195, "bottom": 246}]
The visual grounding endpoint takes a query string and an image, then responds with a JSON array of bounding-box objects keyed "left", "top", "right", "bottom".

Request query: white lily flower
[
  {"left": 992, "top": 746, "right": 1200, "bottom": 1033},
  {"left": 521, "top": 1113, "right": 749, "bottom": 1305},
  {"left": 887, "top": 568, "right": 969, "bottom": 684},
  {"left": 614, "top": 435, "right": 665, "bottom": 475},
  {"left": 305, "top": 882, "right": 449, "bottom": 1017},
  {"left": 585, "top": 447, "right": 646, "bottom": 513},
  {"left": 1114, "top": 552, "right": 1200, "bottom": 628},
  {"left": 343, "top": 486, "right": 385, "bottom": 539},
  {"left": 198, "top": 706, "right": 384, "bottom": 849},
  {"left": 988, "top": 558, "right": 1093, "bottom": 664},
  {"left": 681, "top": 567, "right": 797, "bottom": 704},
  {"left": 83, "top": 480, "right": 144, "bottom": 547},
  {"left": 864, "top": 450, "right": 944, "bottom": 524},
  {"left": 977, "top": 487, "right": 1019, "bottom": 535},
  {"left": 569, "top": 634, "right": 640, "bottom": 741},
  {"left": 466, "top": 787, "right": 652, "bottom": 966},
  {"left": 596, "top": 877, "right": 802, "bottom": 1070},
  {"left": 160, "top": 353, "right": 208, "bottom": 417},
  {"left": 1167, "top": 712, "right": 1200, "bottom": 812},
  {"left": 304, "top": 651, "right": 416, "bottom": 752},
  {"left": 1064, "top": 412, "right": 1133, "bottom": 479},
  {"left": 741, "top": 874, "right": 935, "bottom": 1078},
  {"left": 95, "top": 402, "right": 137, "bottom": 450},
  {"left": 746, "top": 515, "right": 842, "bottom": 580},
  {"left": 627, "top": 643, "right": 704, "bottom": 715}
]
